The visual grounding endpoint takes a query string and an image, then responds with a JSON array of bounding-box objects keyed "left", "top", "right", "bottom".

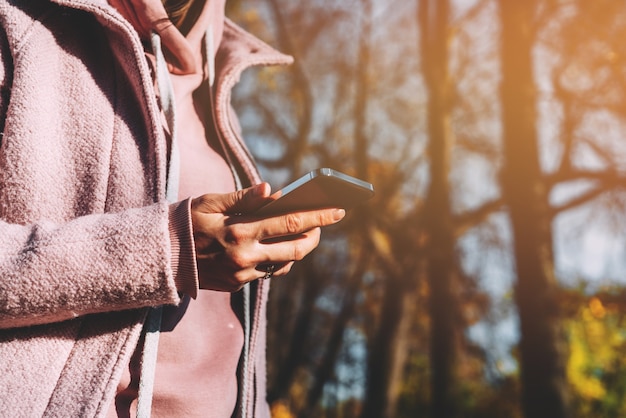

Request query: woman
[{"left": 0, "top": 0, "right": 342, "bottom": 416}]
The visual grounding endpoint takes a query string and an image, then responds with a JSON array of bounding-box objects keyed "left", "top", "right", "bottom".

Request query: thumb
[
  {"left": 108, "top": 0, "right": 197, "bottom": 74},
  {"left": 192, "top": 183, "right": 272, "bottom": 215},
  {"left": 156, "top": 21, "right": 198, "bottom": 74}
]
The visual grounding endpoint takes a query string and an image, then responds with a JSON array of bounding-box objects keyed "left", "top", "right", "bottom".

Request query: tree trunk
[
  {"left": 302, "top": 258, "right": 365, "bottom": 418},
  {"left": 363, "top": 276, "right": 417, "bottom": 418},
  {"left": 266, "top": 259, "right": 325, "bottom": 406},
  {"left": 419, "top": 1, "right": 460, "bottom": 417},
  {"left": 498, "top": 1, "right": 570, "bottom": 417},
  {"left": 356, "top": 1, "right": 400, "bottom": 416}
]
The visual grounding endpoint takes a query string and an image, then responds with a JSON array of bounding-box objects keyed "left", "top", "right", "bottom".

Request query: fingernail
[{"left": 333, "top": 209, "right": 346, "bottom": 221}]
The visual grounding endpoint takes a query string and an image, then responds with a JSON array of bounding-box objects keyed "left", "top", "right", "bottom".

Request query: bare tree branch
[
  {"left": 550, "top": 186, "right": 607, "bottom": 217},
  {"left": 453, "top": 198, "right": 504, "bottom": 237}
]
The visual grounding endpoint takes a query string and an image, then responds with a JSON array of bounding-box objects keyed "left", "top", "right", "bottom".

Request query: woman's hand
[
  {"left": 191, "top": 183, "right": 346, "bottom": 292},
  {"left": 108, "top": 0, "right": 197, "bottom": 74}
]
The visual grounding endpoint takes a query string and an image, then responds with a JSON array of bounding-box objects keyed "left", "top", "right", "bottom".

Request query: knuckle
[
  {"left": 224, "top": 224, "right": 248, "bottom": 245},
  {"left": 232, "top": 271, "right": 249, "bottom": 286},
  {"left": 292, "top": 242, "right": 308, "bottom": 261},
  {"left": 283, "top": 213, "right": 303, "bottom": 235},
  {"left": 223, "top": 229, "right": 238, "bottom": 245},
  {"left": 229, "top": 251, "right": 252, "bottom": 269},
  {"left": 234, "top": 188, "right": 247, "bottom": 201},
  {"left": 151, "top": 17, "right": 173, "bottom": 32},
  {"left": 223, "top": 189, "right": 246, "bottom": 211},
  {"left": 315, "top": 210, "right": 334, "bottom": 227}
]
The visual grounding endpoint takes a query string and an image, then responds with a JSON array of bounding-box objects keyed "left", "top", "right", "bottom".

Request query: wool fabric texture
[{"left": 0, "top": 0, "right": 292, "bottom": 416}]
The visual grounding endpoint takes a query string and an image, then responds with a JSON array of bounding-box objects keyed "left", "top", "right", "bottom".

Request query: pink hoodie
[{"left": 0, "top": 0, "right": 291, "bottom": 416}]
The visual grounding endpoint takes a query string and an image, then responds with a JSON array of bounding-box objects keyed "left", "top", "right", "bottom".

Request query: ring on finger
[{"left": 262, "top": 264, "right": 275, "bottom": 280}]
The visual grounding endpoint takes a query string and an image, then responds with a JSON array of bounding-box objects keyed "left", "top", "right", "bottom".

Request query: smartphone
[{"left": 254, "top": 168, "right": 375, "bottom": 217}]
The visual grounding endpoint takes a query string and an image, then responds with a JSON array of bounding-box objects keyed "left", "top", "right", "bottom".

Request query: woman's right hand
[{"left": 190, "top": 183, "right": 345, "bottom": 292}]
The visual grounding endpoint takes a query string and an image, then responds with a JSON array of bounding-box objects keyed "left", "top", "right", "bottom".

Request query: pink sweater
[{"left": 0, "top": 0, "right": 291, "bottom": 416}]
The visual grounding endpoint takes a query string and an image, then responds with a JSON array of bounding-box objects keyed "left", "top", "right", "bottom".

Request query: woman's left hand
[{"left": 107, "top": 0, "right": 198, "bottom": 74}]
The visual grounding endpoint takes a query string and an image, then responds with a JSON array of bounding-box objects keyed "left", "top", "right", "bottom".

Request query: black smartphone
[{"left": 254, "top": 168, "right": 375, "bottom": 217}]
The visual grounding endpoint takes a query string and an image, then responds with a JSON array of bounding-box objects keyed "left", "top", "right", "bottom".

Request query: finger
[
  {"left": 117, "top": 0, "right": 197, "bottom": 74},
  {"left": 197, "top": 257, "right": 249, "bottom": 292},
  {"left": 256, "top": 209, "right": 345, "bottom": 240},
  {"left": 192, "top": 183, "right": 271, "bottom": 215},
  {"left": 109, "top": 0, "right": 146, "bottom": 34},
  {"left": 255, "top": 227, "right": 322, "bottom": 265},
  {"left": 255, "top": 261, "right": 294, "bottom": 279},
  {"left": 228, "top": 183, "right": 273, "bottom": 214},
  {"left": 130, "top": 0, "right": 168, "bottom": 34},
  {"left": 155, "top": 22, "right": 198, "bottom": 74},
  {"left": 234, "top": 261, "right": 294, "bottom": 287},
  {"left": 218, "top": 227, "right": 320, "bottom": 270},
  {"left": 140, "top": 0, "right": 196, "bottom": 74},
  {"left": 198, "top": 258, "right": 292, "bottom": 292}
]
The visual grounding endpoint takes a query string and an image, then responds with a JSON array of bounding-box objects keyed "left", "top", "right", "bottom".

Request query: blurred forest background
[{"left": 227, "top": 0, "right": 626, "bottom": 417}]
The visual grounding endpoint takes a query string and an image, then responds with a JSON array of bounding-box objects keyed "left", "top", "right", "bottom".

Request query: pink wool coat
[{"left": 0, "top": 0, "right": 291, "bottom": 416}]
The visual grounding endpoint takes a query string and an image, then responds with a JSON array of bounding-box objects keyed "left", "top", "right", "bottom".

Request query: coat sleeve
[
  {"left": 0, "top": 15, "right": 179, "bottom": 328},
  {"left": 0, "top": 19, "right": 10, "bottom": 142},
  {"left": 0, "top": 202, "right": 181, "bottom": 329}
]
